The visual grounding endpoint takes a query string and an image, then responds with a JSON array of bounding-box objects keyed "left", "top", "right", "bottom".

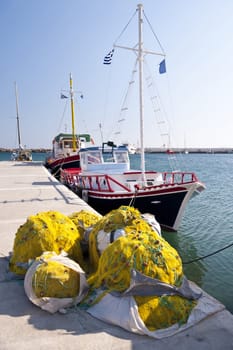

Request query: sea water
[
  {"left": 132, "top": 152, "right": 233, "bottom": 314},
  {"left": 0, "top": 151, "right": 48, "bottom": 162},
  {"left": 1, "top": 151, "right": 233, "bottom": 313}
]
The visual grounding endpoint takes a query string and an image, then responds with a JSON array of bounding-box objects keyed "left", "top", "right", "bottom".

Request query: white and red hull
[
  {"left": 45, "top": 154, "right": 80, "bottom": 178},
  {"left": 61, "top": 168, "right": 205, "bottom": 231}
]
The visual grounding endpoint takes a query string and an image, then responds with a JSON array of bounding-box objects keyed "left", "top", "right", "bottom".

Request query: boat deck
[{"left": 0, "top": 161, "right": 233, "bottom": 349}]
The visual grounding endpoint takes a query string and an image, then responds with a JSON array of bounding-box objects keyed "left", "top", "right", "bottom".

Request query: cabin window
[
  {"left": 87, "top": 152, "right": 101, "bottom": 164},
  {"left": 64, "top": 141, "right": 73, "bottom": 148},
  {"left": 115, "top": 151, "right": 128, "bottom": 163}
]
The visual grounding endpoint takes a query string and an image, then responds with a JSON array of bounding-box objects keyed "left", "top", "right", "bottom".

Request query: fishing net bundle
[
  {"left": 9, "top": 211, "right": 84, "bottom": 275},
  {"left": 68, "top": 210, "right": 101, "bottom": 240},
  {"left": 88, "top": 205, "right": 161, "bottom": 272},
  {"left": 24, "top": 251, "right": 88, "bottom": 313},
  {"left": 84, "top": 206, "right": 197, "bottom": 331},
  {"left": 9, "top": 206, "right": 200, "bottom": 333}
]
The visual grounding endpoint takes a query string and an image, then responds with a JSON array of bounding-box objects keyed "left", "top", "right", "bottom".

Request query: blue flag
[
  {"left": 103, "top": 49, "right": 114, "bottom": 65},
  {"left": 159, "top": 59, "right": 166, "bottom": 74}
]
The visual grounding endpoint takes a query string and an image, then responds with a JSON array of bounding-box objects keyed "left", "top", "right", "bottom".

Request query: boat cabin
[
  {"left": 52, "top": 133, "right": 91, "bottom": 158},
  {"left": 79, "top": 146, "right": 130, "bottom": 173}
]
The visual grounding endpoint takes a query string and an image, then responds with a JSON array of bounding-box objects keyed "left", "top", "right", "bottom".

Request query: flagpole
[
  {"left": 138, "top": 3, "right": 146, "bottom": 185},
  {"left": 69, "top": 73, "right": 77, "bottom": 152},
  {"left": 104, "top": 3, "right": 166, "bottom": 185}
]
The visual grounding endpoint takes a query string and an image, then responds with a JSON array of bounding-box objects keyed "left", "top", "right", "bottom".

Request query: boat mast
[
  {"left": 14, "top": 82, "right": 21, "bottom": 150},
  {"left": 114, "top": 4, "right": 165, "bottom": 183},
  {"left": 138, "top": 4, "right": 146, "bottom": 184},
  {"left": 69, "top": 73, "right": 77, "bottom": 152}
]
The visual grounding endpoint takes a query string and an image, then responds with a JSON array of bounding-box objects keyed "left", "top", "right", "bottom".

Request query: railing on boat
[{"left": 60, "top": 168, "right": 199, "bottom": 193}]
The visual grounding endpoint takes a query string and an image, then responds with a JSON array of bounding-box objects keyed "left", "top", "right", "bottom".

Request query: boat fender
[
  {"left": 141, "top": 213, "right": 161, "bottom": 236},
  {"left": 110, "top": 228, "right": 126, "bottom": 243},
  {"left": 97, "top": 229, "right": 126, "bottom": 254},
  {"left": 82, "top": 190, "right": 89, "bottom": 203}
]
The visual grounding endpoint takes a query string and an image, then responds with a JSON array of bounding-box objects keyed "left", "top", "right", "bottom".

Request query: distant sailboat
[{"left": 11, "top": 82, "right": 32, "bottom": 161}]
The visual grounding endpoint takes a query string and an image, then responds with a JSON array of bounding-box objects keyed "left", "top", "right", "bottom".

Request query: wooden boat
[
  {"left": 60, "top": 4, "right": 205, "bottom": 231},
  {"left": 61, "top": 143, "right": 204, "bottom": 231},
  {"left": 44, "top": 74, "right": 92, "bottom": 178}
]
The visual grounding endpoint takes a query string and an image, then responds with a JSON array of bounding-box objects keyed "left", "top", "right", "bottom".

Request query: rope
[
  {"left": 183, "top": 242, "right": 233, "bottom": 264},
  {"left": 128, "top": 187, "right": 139, "bottom": 207},
  {"left": 57, "top": 98, "right": 68, "bottom": 134},
  {"left": 113, "top": 9, "right": 137, "bottom": 45},
  {"left": 108, "top": 58, "right": 138, "bottom": 143},
  {"left": 143, "top": 11, "right": 166, "bottom": 55}
]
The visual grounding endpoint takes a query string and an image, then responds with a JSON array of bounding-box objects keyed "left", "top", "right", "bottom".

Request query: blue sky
[{"left": 1, "top": 0, "right": 233, "bottom": 149}]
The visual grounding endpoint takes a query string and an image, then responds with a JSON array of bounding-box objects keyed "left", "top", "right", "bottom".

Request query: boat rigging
[{"left": 60, "top": 4, "right": 205, "bottom": 232}]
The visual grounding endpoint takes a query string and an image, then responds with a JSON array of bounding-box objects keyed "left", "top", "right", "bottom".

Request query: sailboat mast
[
  {"left": 14, "top": 82, "right": 21, "bottom": 149},
  {"left": 138, "top": 4, "right": 146, "bottom": 184},
  {"left": 69, "top": 73, "right": 77, "bottom": 151}
]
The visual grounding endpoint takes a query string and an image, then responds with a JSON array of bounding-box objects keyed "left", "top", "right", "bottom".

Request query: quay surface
[{"left": 0, "top": 161, "right": 233, "bottom": 350}]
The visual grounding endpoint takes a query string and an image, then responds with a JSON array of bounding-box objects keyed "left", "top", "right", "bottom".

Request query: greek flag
[
  {"left": 103, "top": 49, "right": 114, "bottom": 65},
  {"left": 60, "top": 93, "right": 68, "bottom": 99}
]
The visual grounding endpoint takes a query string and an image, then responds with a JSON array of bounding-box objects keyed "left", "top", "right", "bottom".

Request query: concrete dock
[{"left": 0, "top": 161, "right": 233, "bottom": 350}]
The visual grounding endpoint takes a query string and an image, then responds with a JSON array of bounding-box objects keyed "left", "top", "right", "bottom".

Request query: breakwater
[{"left": 144, "top": 147, "right": 233, "bottom": 154}]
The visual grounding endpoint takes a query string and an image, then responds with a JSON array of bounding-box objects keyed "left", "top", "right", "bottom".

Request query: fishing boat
[
  {"left": 60, "top": 4, "right": 205, "bottom": 231},
  {"left": 61, "top": 141, "right": 204, "bottom": 231},
  {"left": 44, "top": 74, "right": 92, "bottom": 178},
  {"left": 11, "top": 82, "right": 32, "bottom": 162}
]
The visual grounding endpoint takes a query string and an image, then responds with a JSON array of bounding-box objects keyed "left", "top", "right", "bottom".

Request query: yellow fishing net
[
  {"left": 135, "top": 294, "right": 196, "bottom": 331},
  {"left": 9, "top": 211, "right": 84, "bottom": 275},
  {"left": 86, "top": 206, "right": 196, "bottom": 330},
  {"left": 88, "top": 206, "right": 142, "bottom": 271},
  {"left": 10, "top": 206, "right": 196, "bottom": 330},
  {"left": 88, "top": 228, "right": 182, "bottom": 291},
  {"left": 32, "top": 254, "right": 80, "bottom": 298},
  {"left": 69, "top": 210, "right": 101, "bottom": 240}
]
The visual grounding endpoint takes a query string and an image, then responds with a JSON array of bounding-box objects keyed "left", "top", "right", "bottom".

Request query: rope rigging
[
  {"left": 111, "top": 59, "right": 138, "bottom": 143},
  {"left": 143, "top": 58, "right": 180, "bottom": 171},
  {"left": 113, "top": 9, "right": 137, "bottom": 46},
  {"left": 57, "top": 98, "right": 69, "bottom": 134},
  {"left": 182, "top": 241, "right": 233, "bottom": 264},
  {"left": 143, "top": 11, "right": 166, "bottom": 55}
]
